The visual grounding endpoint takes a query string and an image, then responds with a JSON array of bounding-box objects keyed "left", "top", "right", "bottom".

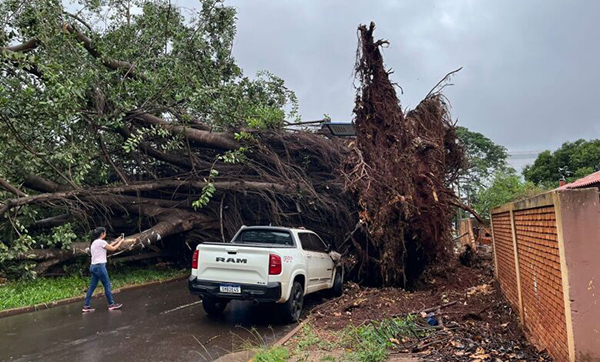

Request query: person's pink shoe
[{"left": 108, "top": 303, "right": 122, "bottom": 310}]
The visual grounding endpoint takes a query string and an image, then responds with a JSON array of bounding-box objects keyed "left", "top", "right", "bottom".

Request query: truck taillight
[
  {"left": 192, "top": 250, "right": 199, "bottom": 269},
  {"left": 269, "top": 254, "right": 281, "bottom": 275}
]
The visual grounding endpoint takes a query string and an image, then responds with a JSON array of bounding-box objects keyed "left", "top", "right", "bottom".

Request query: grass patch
[
  {"left": 253, "top": 346, "right": 290, "bottom": 362},
  {"left": 240, "top": 316, "right": 428, "bottom": 362},
  {"left": 287, "top": 316, "right": 429, "bottom": 362},
  {"left": 340, "top": 315, "right": 428, "bottom": 362},
  {"left": 296, "top": 323, "right": 322, "bottom": 350},
  {"left": 0, "top": 265, "right": 186, "bottom": 311}
]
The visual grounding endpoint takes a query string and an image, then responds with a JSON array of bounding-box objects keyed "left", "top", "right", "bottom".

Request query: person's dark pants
[{"left": 84, "top": 263, "right": 115, "bottom": 307}]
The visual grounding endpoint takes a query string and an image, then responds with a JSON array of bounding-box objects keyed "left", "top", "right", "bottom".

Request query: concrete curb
[
  {"left": 273, "top": 319, "right": 309, "bottom": 347},
  {"left": 0, "top": 274, "right": 188, "bottom": 319}
]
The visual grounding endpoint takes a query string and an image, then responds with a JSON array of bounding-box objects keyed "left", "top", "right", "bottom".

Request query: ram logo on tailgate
[{"left": 216, "top": 257, "right": 247, "bottom": 264}]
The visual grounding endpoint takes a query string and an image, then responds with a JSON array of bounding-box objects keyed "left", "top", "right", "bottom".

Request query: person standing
[{"left": 82, "top": 227, "right": 125, "bottom": 312}]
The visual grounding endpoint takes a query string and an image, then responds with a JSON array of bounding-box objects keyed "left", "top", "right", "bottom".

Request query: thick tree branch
[
  {"left": 133, "top": 112, "right": 238, "bottom": 150},
  {"left": 1, "top": 38, "right": 43, "bottom": 77},
  {"left": 29, "top": 214, "right": 73, "bottom": 230},
  {"left": 23, "top": 174, "right": 72, "bottom": 193},
  {"left": 0, "top": 179, "right": 301, "bottom": 216},
  {"left": 141, "top": 143, "right": 195, "bottom": 169},
  {"left": 1, "top": 38, "right": 40, "bottom": 53},
  {"left": 63, "top": 12, "right": 92, "bottom": 31},
  {"left": 18, "top": 209, "right": 216, "bottom": 270},
  {"left": 451, "top": 200, "right": 486, "bottom": 225},
  {"left": 0, "top": 177, "right": 27, "bottom": 197},
  {"left": 116, "top": 126, "right": 195, "bottom": 169},
  {"left": 64, "top": 24, "right": 147, "bottom": 81},
  {"left": 110, "top": 251, "right": 170, "bottom": 264},
  {"left": 1, "top": 50, "right": 43, "bottom": 78}
]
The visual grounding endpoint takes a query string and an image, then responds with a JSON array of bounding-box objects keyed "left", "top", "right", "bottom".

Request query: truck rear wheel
[
  {"left": 202, "top": 296, "right": 228, "bottom": 316},
  {"left": 281, "top": 281, "right": 304, "bottom": 323}
]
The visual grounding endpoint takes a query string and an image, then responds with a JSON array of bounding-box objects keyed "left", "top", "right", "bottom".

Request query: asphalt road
[{"left": 0, "top": 280, "right": 295, "bottom": 362}]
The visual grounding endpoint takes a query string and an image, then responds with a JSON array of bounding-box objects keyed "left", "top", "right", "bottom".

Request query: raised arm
[{"left": 105, "top": 236, "right": 124, "bottom": 252}]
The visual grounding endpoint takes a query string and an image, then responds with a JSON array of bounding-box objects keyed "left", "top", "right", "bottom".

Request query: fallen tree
[
  {"left": 1, "top": 1, "right": 467, "bottom": 286},
  {"left": 0, "top": 0, "right": 355, "bottom": 276}
]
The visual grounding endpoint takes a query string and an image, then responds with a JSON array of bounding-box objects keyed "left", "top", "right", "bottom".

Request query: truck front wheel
[
  {"left": 331, "top": 268, "right": 344, "bottom": 297},
  {"left": 281, "top": 281, "right": 304, "bottom": 323},
  {"left": 202, "top": 296, "right": 228, "bottom": 316}
]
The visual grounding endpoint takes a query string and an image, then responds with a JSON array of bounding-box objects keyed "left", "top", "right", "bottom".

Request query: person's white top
[{"left": 90, "top": 239, "right": 108, "bottom": 265}]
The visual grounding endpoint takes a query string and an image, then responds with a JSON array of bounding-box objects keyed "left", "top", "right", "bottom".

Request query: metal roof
[
  {"left": 559, "top": 170, "right": 600, "bottom": 189},
  {"left": 321, "top": 122, "right": 356, "bottom": 137}
]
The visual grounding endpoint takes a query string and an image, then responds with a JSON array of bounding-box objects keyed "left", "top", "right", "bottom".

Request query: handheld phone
[{"left": 120, "top": 233, "right": 125, "bottom": 238}]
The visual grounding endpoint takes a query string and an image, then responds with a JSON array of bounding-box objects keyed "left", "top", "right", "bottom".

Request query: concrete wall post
[
  {"left": 509, "top": 209, "right": 525, "bottom": 324},
  {"left": 490, "top": 215, "right": 499, "bottom": 278},
  {"left": 554, "top": 189, "right": 600, "bottom": 362}
]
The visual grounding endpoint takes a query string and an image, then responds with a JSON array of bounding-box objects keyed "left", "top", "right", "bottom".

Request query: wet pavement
[{"left": 0, "top": 280, "right": 295, "bottom": 362}]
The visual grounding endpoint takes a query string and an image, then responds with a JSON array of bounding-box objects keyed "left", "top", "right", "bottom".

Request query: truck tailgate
[{"left": 195, "top": 244, "right": 271, "bottom": 285}]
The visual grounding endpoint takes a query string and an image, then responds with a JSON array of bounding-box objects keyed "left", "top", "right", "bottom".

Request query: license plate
[{"left": 219, "top": 284, "right": 241, "bottom": 294}]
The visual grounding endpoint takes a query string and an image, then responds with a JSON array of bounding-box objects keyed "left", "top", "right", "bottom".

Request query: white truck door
[
  {"left": 298, "top": 232, "right": 321, "bottom": 293},
  {"left": 310, "top": 233, "right": 334, "bottom": 285}
]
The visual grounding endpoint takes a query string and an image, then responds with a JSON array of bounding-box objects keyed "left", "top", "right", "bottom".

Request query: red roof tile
[{"left": 559, "top": 170, "right": 600, "bottom": 189}]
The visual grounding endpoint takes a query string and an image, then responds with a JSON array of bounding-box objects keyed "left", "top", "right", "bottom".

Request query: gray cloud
[{"left": 178, "top": 0, "right": 600, "bottom": 153}]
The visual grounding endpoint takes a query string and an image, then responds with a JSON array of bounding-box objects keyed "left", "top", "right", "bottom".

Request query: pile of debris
[{"left": 303, "top": 258, "right": 551, "bottom": 361}]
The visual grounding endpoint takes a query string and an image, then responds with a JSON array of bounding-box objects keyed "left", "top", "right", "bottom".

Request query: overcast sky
[{"left": 177, "top": 0, "right": 600, "bottom": 155}]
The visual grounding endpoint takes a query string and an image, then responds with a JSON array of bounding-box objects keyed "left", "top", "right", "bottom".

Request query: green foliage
[
  {"left": 234, "top": 131, "right": 253, "bottom": 142},
  {"left": 455, "top": 127, "right": 510, "bottom": 219},
  {"left": 192, "top": 147, "right": 247, "bottom": 209},
  {"left": 0, "top": 265, "right": 185, "bottom": 311},
  {"left": 0, "top": 0, "right": 297, "bottom": 183},
  {"left": 0, "top": 0, "right": 298, "bottom": 271},
  {"left": 456, "top": 126, "right": 509, "bottom": 196},
  {"left": 294, "top": 323, "right": 322, "bottom": 354},
  {"left": 280, "top": 318, "right": 429, "bottom": 362},
  {"left": 523, "top": 139, "right": 600, "bottom": 187},
  {"left": 252, "top": 346, "right": 290, "bottom": 362},
  {"left": 123, "top": 126, "right": 172, "bottom": 153},
  {"left": 291, "top": 323, "right": 337, "bottom": 361},
  {"left": 192, "top": 182, "right": 216, "bottom": 210},
  {"left": 50, "top": 223, "right": 78, "bottom": 250},
  {"left": 473, "top": 170, "right": 545, "bottom": 216},
  {"left": 340, "top": 315, "right": 424, "bottom": 362},
  {"left": 218, "top": 148, "right": 247, "bottom": 164},
  {"left": 192, "top": 168, "right": 219, "bottom": 210}
]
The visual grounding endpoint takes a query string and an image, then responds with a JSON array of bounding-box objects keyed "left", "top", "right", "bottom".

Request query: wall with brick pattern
[
  {"left": 514, "top": 206, "right": 569, "bottom": 362},
  {"left": 491, "top": 189, "right": 600, "bottom": 362},
  {"left": 491, "top": 212, "right": 519, "bottom": 310}
]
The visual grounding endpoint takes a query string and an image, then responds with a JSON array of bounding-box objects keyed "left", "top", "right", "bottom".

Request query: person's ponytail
[{"left": 90, "top": 227, "right": 106, "bottom": 245}]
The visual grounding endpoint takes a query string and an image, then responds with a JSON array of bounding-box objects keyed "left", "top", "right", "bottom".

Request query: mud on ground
[{"left": 292, "top": 257, "right": 551, "bottom": 361}]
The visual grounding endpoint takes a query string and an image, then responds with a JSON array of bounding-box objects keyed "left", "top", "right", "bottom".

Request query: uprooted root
[{"left": 344, "top": 22, "right": 466, "bottom": 286}]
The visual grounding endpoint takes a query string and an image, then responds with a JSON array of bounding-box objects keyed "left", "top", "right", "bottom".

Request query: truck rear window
[{"left": 233, "top": 229, "right": 293, "bottom": 246}]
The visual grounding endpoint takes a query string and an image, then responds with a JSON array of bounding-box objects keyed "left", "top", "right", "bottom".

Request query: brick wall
[
  {"left": 491, "top": 189, "right": 600, "bottom": 362},
  {"left": 514, "top": 206, "right": 569, "bottom": 362},
  {"left": 491, "top": 212, "right": 519, "bottom": 309}
]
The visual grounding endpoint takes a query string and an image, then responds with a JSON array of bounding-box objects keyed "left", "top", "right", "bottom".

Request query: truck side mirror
[{"left": 325, "top": 244, "right": 332, "bottom": 252}]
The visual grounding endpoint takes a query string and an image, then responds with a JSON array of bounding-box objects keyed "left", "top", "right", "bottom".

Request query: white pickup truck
[{"left": 188, "top": 226, "right": 343, "bottom": 322}]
